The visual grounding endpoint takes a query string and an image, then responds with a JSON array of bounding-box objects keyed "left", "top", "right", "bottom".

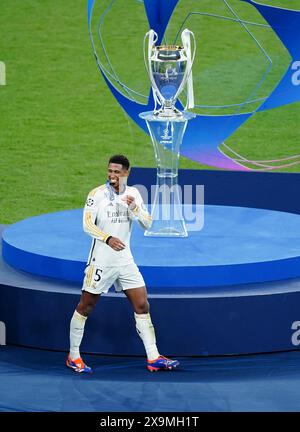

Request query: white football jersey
[{"left": 83, "top": 182, "right": 152, "bottom": 267}]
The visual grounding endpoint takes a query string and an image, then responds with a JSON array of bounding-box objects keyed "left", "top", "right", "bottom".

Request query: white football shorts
[{"left": 82, "top": 263, "right": 145, "bottom": 295}]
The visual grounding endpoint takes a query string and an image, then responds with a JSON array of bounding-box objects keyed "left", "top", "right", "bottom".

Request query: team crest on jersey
[{"left": 86, "top": 198, "right": 94, "bottom": 207}]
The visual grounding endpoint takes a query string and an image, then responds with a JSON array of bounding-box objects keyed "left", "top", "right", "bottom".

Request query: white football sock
[
  {"left": 69, "top": 310, "right": 87, "bottom": 360},
  {"left": 134, "top": 312, "right": 160, "bottom": 361}
]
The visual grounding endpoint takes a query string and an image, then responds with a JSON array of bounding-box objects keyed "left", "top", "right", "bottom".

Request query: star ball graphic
[{"left": 88, "top": 0, "right": 300, "bottom": 171}]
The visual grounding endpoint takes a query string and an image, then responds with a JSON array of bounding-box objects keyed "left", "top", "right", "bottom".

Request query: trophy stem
[{"left": 139, "top": 111, "right": 195, "bottom": 237}]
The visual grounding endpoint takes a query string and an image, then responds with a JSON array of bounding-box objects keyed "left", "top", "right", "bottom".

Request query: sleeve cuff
[{"left": 103, "top": 234, "right": 111, "bottom": 243}]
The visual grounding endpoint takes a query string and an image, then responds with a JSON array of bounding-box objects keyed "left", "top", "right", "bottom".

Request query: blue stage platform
[
  {"left": 3, "top": 205, "right": 300, "bottom": 288},
  {"left": 2, "top": 169, "right": 300, "bottom": 357}
]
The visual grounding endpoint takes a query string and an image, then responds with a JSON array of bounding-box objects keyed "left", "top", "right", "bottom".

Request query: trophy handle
[
  {"left": 180, "top": 29, "right": 196, "bottom": 110},
  {"left": 143, "top": 30, "right": 161, "bottom": 112}
]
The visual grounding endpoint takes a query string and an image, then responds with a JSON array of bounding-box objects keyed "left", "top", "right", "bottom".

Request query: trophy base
[
  {"left": 153, "top": 106, "right": 184, "bottom": 119},
  {"left": 144, "top": 219, "right": 188, "bottom": 238},
  {"left": 139, "top": 110, "right": 195, "bottom": 122},
  {"left": 145, "top": 229, "right": 188, "bottom": 238},
  {"left": 139, "top": 110, "right": 196, "bottom": 238}
]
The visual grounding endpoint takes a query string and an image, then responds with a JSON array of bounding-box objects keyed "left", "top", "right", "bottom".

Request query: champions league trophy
[{"left": 140, "top": 29, "right": 196, "bottom": 237}]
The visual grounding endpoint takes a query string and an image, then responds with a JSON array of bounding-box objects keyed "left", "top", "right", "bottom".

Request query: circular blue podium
[
  {"left": 3, "top": 205, "right": 300, "bottom": 288},
  {"left": 2, "top": 204, "right": 300, "bottom": 356}
]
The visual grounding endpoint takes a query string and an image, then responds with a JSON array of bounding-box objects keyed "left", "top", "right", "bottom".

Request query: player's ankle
[{"left": 69, "top": 351, "right": 80, "bottom": 360}]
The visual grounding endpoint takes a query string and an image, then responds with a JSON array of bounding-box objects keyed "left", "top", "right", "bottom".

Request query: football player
[{"left": 66, "top": 154, "right": 179, "bottom": 373}]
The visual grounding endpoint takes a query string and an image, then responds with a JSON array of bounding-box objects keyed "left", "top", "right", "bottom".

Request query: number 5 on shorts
[{"left": 94, "top": 268, "right": 102, "bottom": 282}]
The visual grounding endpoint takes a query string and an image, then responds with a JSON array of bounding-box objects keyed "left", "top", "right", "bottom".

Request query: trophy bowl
[
  {"left": 150, "top": 45, "right": 188, "bottom": 117},
  {"left": 144, "top": 29, "right": 195, "bottom": 118}
]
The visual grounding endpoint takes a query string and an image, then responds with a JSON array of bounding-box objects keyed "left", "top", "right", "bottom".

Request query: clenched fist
[{"left": 122, "top": 195, "right": 137, "bottom": 210}]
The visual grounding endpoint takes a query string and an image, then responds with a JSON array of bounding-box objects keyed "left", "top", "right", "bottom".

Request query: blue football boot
[{"left": 147, "top": 355, "right": 180, "bottom": 372}]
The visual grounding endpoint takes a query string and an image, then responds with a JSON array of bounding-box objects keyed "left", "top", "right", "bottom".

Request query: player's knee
[
  {"left": 134, "top": 300, "right": 149, "bottom": 314},
  {"left": 77, "top": 299, "right": 97, "bottom": 317}
]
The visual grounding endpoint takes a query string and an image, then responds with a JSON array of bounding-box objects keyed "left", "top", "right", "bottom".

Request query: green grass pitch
[{"left": 1, "top": 0, "right": 300, "bottom": 224}]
